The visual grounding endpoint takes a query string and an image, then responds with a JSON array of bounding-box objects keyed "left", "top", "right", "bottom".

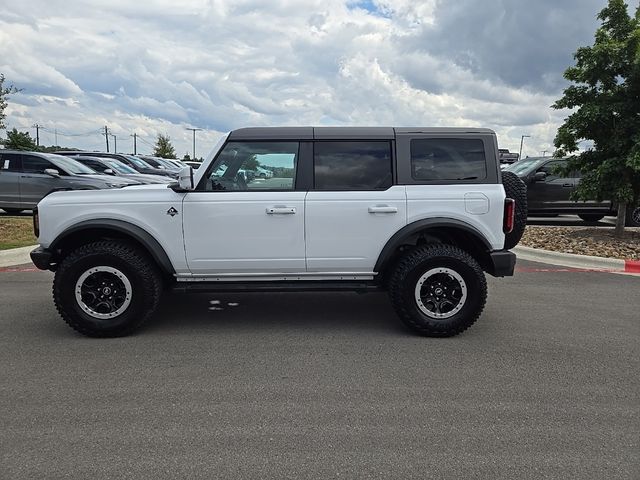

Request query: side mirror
[
  {"left": 44, "top": 168, "right": 60, "bottom": 178},
  {"left": 534, "top": 171, "right": 547, "bottom": 182},
  {"left": 103, "top": 169, "right": 115, "bottom": 175},
  {"left": 177, "top": 166, "right": 194, "bottom": 191}
]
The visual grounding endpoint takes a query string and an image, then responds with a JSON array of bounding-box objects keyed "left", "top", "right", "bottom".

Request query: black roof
[{"left": 228, "top": 127, "right": 494, "bottom": 140}]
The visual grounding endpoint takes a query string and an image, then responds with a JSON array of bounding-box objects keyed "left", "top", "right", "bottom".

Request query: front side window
[
  {"left": 313, "top": 141, "right": 392, "bottom": 190},
  {"left": 22, "top": 156, "right": 56, "bottom": 174},
  {"left": 200, "top": 141, "right": 298, "bottom": 191},
  {"left": 411, "top": 138, "right": 487, "bottom": 181},
  {"left": 537, "top": 160, "right": 567, "bottom": 181}
]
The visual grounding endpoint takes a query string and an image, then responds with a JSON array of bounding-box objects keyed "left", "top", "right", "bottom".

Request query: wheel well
[
  {"left": 377, "top": 226, "right": 492, "bottom": 282},
  {"left": 50, "top": 225, "right": 174, "bottom": 279}
]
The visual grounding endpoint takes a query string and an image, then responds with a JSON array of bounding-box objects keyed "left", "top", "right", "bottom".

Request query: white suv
[{"left": 30, "top": 127, "right": 526, "bottom": 338}]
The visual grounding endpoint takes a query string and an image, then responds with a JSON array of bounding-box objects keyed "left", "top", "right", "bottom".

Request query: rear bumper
[
  {"left": 487, "top": 250, "right": 516, "bottom": 277},
  {"left": 30, "top": 246, "right": 54, "bottom": 271}
]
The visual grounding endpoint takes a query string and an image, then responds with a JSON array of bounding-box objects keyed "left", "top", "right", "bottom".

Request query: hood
[
  {"left": 82, "top": 174, "right": 141, "bottom": 186},
  {"left": 121, "top": 173, "right": 174, "bottom": 184}
]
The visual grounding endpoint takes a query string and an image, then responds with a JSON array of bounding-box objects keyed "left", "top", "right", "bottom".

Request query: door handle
[
  {"left": 266, "top": 206, "right": 296, "bottom": 215},
  {"left": 368, "top": 205, "right": 398, "bottom": 214},
  {"left": 562, "top": 183, "right": 573, "bottom": 187}
]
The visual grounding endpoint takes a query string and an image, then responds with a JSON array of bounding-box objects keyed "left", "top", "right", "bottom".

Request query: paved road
[{"left": 1, "top": 262, "right": 638, "bottom": 479}]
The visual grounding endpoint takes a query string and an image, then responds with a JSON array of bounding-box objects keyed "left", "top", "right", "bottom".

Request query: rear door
[
  {"left": 0, "top": 153, "right": 23, "bottom": 209},
  {"left": 305, "top": 140, "right": 406, "bottom": 273}
]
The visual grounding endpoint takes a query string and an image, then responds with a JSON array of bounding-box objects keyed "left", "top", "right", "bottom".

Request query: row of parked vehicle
[{"left": 0, "top": 149, "right": 199, "bottom": 214}]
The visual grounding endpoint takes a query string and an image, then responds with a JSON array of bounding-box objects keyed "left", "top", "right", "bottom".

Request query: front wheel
[
  {"left": 53, "top": 241, "right": 162, "bottom": 337},
  {"left": 388, "top": 244, "right": 487, "bottom": 337},
  {"left": 626, "top": 205, "right": 640, "bottom": 227}
]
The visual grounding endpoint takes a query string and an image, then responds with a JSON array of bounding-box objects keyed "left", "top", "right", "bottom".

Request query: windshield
[
  {"left": 104, "top": 159, "right": 138, "bottom": 174},
  {"left": 155, "top": 158, "right": 178, "bottom": 169},
  {"left": 47, "top": 154, "right": 97, "bottom": 175},
  {"left": 504, "top": 158, "right": 545, "bottom": 175},
  {"left": 124, "top": 155, "right": 153, "bottom": 169}
]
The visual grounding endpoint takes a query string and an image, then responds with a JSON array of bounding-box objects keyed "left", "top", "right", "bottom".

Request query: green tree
[
  {"left": 552, "top": 0, "right": 640, "bottom": 236},
  {"left": 182, "top": 152, "right": 192, "bottom": 162},
  {"left": 153, "top": 133, "right": 176, "bottom": 159},
  {"left": 1, "top": 128, "right": 37, "bottom": 150},
  {"left": 0, "top": 73, "right": 21, "bottom": 130}
]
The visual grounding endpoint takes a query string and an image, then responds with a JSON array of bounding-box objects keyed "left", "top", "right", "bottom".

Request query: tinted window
[
  {"left": 201, "top": 142, "right": 298, "bottom": 191},
  {"left": 411, "top": 138, "right": 487, "bottom": 181},
  {"left": 314, "top": 141, "right": 392, "bottom": 190},
  {"left": 22, "top": 155, "right": 55, "bottom": 174},
  {"left": 537, "top": 160, "right": 567, "bottom": 181},
  {"left": 0, "top": 153, "right": 21, "bottom": 171},
  {"left": 80, "top": 159, "right": 105, "bottom": 171}
]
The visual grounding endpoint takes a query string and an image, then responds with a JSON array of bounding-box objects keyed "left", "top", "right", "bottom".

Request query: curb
[
  {"left": 0, "top": 245, "right": 37, "bottom": 268},
  {"left": 514, "top": 245, "right": 640, "bottom": 274}
]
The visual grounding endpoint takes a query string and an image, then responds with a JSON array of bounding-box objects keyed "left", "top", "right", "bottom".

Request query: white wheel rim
[
  {"left": 414, "top": 267, "right": 468, "bottom": 319},
  {"left": 75, "top": 266, "right": 133, "bottom": 320}
]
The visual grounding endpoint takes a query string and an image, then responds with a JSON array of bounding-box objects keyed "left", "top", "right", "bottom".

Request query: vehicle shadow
[
  {"left": 146, "top": 291, "right": 408, "bottom": 336},
  {"left": 527, "top": 215, "right": 615, "bottom": 227}
]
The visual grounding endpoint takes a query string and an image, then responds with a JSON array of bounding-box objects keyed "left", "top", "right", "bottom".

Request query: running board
[{"left": 171, "top": 280, "right": 382, "bottom": 294}]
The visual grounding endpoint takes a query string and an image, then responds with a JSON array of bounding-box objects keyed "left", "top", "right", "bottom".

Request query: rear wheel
[
  {"left": 388, "top": 244, "right": 487, "bottom": 337},
  {"left": 53, "top": 240, "right": 162, "bottom": 337},
  {"left": 578, "top": 214, "right": 605, "bottom": 222},
  {"left": 626, "top": 205, "right": 640, "bottom": 227},
  {"left": 501, "top": 171, "right": 527, "bottom": 249}
]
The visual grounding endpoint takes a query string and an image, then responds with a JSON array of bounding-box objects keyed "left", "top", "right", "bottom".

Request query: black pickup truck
[{"left": 505, "top": 157, "right": 640, "bottom": 226}]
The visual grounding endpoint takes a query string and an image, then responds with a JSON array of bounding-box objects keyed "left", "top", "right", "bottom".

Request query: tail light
[
  {"left": 503, "top": 198, "right": 515, "bottom": 234},
  {"left": 33, "top": 207, "right": 40, "bottom": 237}
]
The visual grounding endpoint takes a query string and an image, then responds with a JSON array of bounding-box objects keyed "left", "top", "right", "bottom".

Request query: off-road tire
[
  {"left": 625, "top": 205, "right": 640, "bottom": 227},
  {"left": 578, "top": 214, "right": 605, "bottom": 223},
  {"left": 501, "top": 171, "right": 527, "bottom": 249},
  {"left": 388, "top": 244, "right": 487, "bottom": 337},
  {"left": 53, "top": 240, "right": 162, "bottom": 337}
]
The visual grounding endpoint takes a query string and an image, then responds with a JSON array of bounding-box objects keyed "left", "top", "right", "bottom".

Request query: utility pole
[
  {"left": 32, "top": 124, "right": 41, "bottom": 146},
  {"left": 186, "top": 127, "right": 202, "bottom": 159},
  {"left": 540, "top": 150, "right": 548, "bottom": 157},
  {"left": 110, "top": 134, "right": 117, "bottom": 153},
  {"left": 519, "top": 135, "right": 531, "bottom": 161},
  {"left": 131, "top": 133, "right": 137, "bottom": 155},
  {"left": 104, "top": 126, "right": 110, "bottom": 152}
]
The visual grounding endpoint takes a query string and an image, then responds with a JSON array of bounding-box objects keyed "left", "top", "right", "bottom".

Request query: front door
[
  {"left": 19, "top": 154, "right": 65, "bottom": 208},
  {"left": 528, "top": 160, "right": 574, "bottom": 212},
  {"left": 183, "top": 140, "right": 306, "bottom": 275}
]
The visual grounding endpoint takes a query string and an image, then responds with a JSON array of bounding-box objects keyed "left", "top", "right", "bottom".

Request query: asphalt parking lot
[{"left": 1, "top": 261, "right": 638, "bottom": 479}]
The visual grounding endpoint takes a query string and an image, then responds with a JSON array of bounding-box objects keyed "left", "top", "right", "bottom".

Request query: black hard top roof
[{"left": 228, "top": 127, "right": 495, "bottom": 140}]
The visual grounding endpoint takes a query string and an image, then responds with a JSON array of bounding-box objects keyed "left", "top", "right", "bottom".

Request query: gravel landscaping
[{"left": 520, "top": 226, "right": 640, "bottom": 260}]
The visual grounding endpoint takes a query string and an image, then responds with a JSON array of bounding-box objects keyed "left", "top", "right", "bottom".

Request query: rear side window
[
  {"left": 314, "top": 141, "right": 392, "bottom": 190},
  {"left": 0, "top": 153, "right": 21, "bottom": 171},
  {"left": 410, "top": 138, "right": 487, "bottom": 181}
]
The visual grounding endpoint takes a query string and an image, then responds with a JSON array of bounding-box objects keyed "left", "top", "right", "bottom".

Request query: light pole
[
  {"left": 110, "top": 134, "right": 117, "bottom": 153},
  {"left": 186, "top": 128, "right": 202, "bottom": 159},
  {"left": 519, "top": 135, "right": 531, "bottom": 161}
]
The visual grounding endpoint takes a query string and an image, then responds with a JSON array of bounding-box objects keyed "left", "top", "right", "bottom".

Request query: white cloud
[{"left": 0, "top": 0, "right": 605, "bottom": 156}]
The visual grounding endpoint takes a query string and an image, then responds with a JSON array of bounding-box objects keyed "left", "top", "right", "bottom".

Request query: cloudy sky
[{"left": 0, "top": 0, "right": 617, "bottom": 158}]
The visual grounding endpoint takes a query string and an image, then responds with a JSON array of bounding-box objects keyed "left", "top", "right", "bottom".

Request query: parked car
[
  {"left": 498, "top": 148, "right": 519, "bottom": 164},
  {"left": 55, "top": 151, "right": 176, "bottom": 178},
  {"left": 0, "top": 150, "right": 137, "bottom": 213},
  {"left": 31, "top": 126, "right": 527, "bottom": 338},
  {"left": 136, "top": 155, "right": 182, "bottom": 175},
  {"left": 504, "top": 157, "right": 640, "bottom": 225},
  {"left": 184, "top": 161, "right": 202, "bottom": 170},
  {"left": 72, "top": 156, "right": 174, "bottom": 184}
]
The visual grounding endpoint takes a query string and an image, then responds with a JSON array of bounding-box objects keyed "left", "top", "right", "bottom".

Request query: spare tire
[{"left": 501, "top": 170, "right": 527, "bottom": 249}]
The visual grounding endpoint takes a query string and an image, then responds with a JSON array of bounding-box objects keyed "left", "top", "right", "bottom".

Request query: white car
[{"left": 31, "top": 127, "right": 526, "bottom": 338}]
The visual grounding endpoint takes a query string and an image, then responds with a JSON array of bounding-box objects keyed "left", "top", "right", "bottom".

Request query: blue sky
[{"left": 0, "top": 0, "right": 620, "bottom": 158}]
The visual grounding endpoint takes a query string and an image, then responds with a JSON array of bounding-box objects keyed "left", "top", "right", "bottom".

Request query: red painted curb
[{"left": 625, "top": 260, "right": 640, "bottom": 273}]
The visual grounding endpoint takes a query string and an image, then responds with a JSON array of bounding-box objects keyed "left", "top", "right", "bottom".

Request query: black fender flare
[
  {"left": 50, "top": 219, "right": 175, "bottom": 275},
  {"left": 374, "top": 218, "right": 492, "bottom": 273}
]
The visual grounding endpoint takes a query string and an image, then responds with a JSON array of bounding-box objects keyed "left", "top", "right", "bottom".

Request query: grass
[{"left": 0, "top": 216, "right": 37, "bottom": 250}]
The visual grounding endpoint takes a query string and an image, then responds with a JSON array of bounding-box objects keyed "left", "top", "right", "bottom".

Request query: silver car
[{"left": 0, "top": 150, "right": 137, "bottom": 214}]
